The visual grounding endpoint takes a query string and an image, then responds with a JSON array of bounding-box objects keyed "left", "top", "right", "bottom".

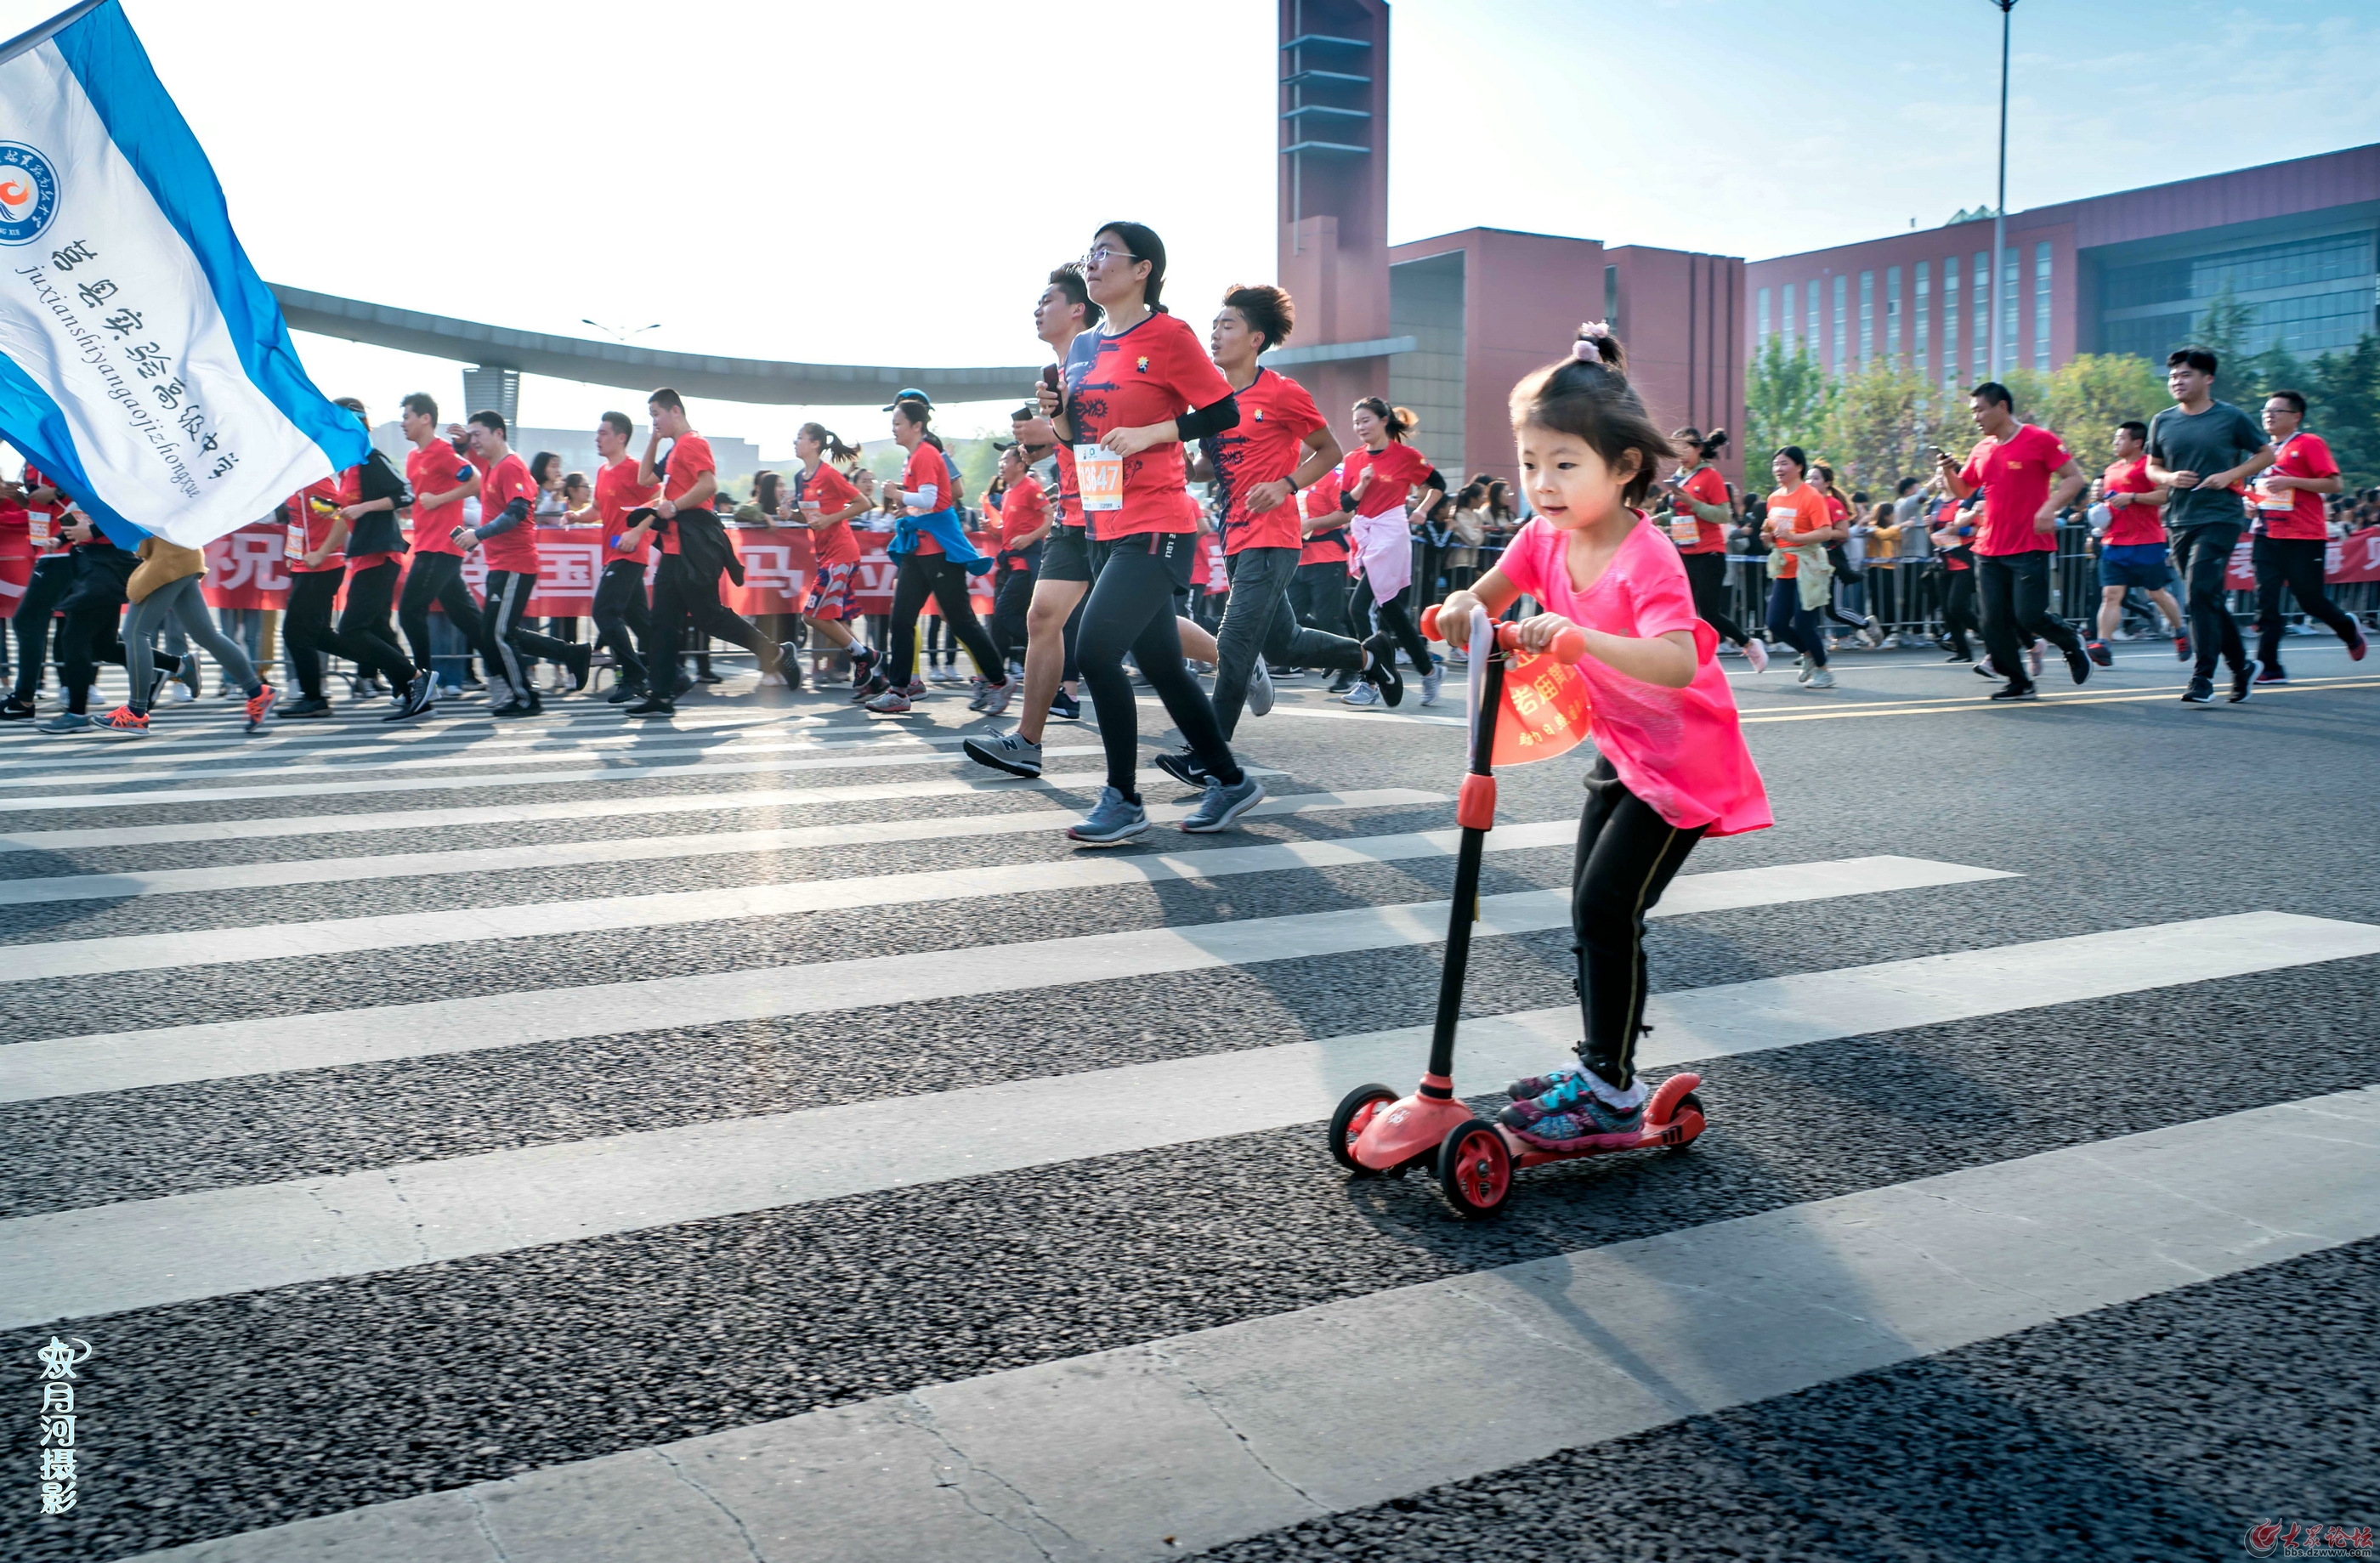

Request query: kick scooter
[{"left": 1326, "top": 603, "right": 1708, "bottom": 1217}]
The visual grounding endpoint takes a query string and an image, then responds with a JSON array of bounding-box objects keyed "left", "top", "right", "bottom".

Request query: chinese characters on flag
[{"left": 1491, "top": 652, "right": 1593, "bottom": 767}]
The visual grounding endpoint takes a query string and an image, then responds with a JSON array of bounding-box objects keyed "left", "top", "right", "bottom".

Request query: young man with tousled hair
[
  {"left": 2087, "top": 419, "right": 2186, "bottom": 664},
  {"left": 1935, "top": 380, "right": 2089, "bottom": 702},
  {"left": 450, "top": 408, "right": 593, "bottom": 716},
  {"left": 395, "top": 392, "right": 487, "bottom": 701},
  {"left": 590, "top": 410, "right": 659, "bottom": 703},
  {"left": 2248, "top": 387, "right": 2363, "bottom": 684}
]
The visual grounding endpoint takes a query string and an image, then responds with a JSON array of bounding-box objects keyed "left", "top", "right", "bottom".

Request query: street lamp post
[{"left": 1989, "top": 0, "right": 2015, "bottom": 381}]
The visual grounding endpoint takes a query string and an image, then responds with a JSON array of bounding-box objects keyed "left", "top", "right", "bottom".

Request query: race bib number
[
  {"left": 286, "top": 521, "right": 306, "bottom": 559},
  {"left": 26, "top": 512, "right": 51, "bottom": 548},
  {"left": 1075, "top": 444, "right": 1124, "bottom": 513},
  {"left": 1667, "top": 514, "right": 1700, "bottom": 545},
  {"left": 2256, "top": 479, "right": 2292, "bottom": 514}
]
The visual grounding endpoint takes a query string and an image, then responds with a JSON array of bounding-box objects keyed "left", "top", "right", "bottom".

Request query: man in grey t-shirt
[{"left": 2145, "top": 346, "right": 2272, "bottom": 703}]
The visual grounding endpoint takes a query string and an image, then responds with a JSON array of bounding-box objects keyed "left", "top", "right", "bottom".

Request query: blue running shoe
[
  {"left": 1498, "top": 1069, "right": 1647, "bottom": 1150},
  {"left": 1181, "top": 772, "right": 1265, "bottom": 834},
  {"left": 1067, "top": 786, "right": 1148, "bottom": 847}
]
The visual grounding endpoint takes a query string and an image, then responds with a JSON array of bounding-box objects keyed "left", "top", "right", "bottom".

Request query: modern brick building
[
  {"left": 1745, "top": 144, "right": 2380, "bottom": 387},
  {"left": 1272, "top": 0, "right": 1747, "bottom": 490}
]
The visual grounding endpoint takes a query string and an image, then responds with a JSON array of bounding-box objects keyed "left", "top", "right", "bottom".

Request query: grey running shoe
[
  {"left": 979, "top": 680, "right": 1016, "bottom": 718},
  {"left": 1340, "top": 681, "right": 1381, "bottom": 706},
  {"left": 36, "top": 711, "right": 90, "bottom": 734},
  {"left": 962, "top": 728, "right": 1042, "bottom": 777},
  {"left": 1247, "top": 658, "right": 1275, "bottom": 716},
  {"left": 1418, "top": 658, "right": 1444, "bottom": 707},
  {"left": 1181, "top": 772, "right": 1266, "bottom": 834},
  {"left": 1067, "top": 786, "right": 1148, "bottom": 847},
  {"left": 1805, "top": 665, "right": 1837, "bottom": 689}
]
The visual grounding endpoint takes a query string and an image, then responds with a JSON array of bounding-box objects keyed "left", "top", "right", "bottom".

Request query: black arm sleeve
[
  {"left": 474, "top": 496, "right": 531, "bottom": 540},
  {"left": 1173, "top": 392, "right": 1240, "bottom": 443},
  {"left": 1424, "top": 467, "right": 1448, "bottom": 494}
]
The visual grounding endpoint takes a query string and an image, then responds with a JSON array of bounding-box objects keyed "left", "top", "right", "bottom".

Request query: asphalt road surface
[{"left": 5, "top": 632, "right": 2377, "bottom": 1563}]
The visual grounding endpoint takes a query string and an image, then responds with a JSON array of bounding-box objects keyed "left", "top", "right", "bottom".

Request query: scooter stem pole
[{"left": 1424, "top": 633, "right": 1506, "bottom": 1086}]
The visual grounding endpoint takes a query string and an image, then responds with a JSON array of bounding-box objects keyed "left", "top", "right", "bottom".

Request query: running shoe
[
  {"left": 1048, "top": 688, "right": 1082, "bottom": 721},
  {"left": 1860, "top": 614, "right": 1883, "bottom": 648},
  {"left": 89, "top": 705, "right": 148, "bottom": 738},
  {"left": 1796, "top": 654, "right": 1811, "bottom": 684},
  {"left": 1181, "top": 772, "right": 1266, "bottom": 834},
  {"left": 695, "top": 663, "right": 722, "bottom": 685},
  {"left": 1066, "top": 786, "right": 1148, "bottom": 847},
  {"left": 383, "top": 670, "right": 436, "bottom": 722},
  {"left": 1266, "top": 665, "right": 1302, "bottom": 682},
  {"left": 1505, "top": 1065, "right": 1584, "bottom": 1100},
  {"left": 962, "top": 728, "right": 1043, "bottom": 778},
  {"left": 2173, "top": 631, "right": 2192, "bottom": 661},
  {"left": 565, "top": 643, "right": 595, "bottom": 692},
  {"left": 625, "top": 694, "right": 675, "bottom": 717},
  {"left": 2085, "top": 640, "right": 2115, "bottom": 668},
  {"left": 275, "top": 695, "right": 332, "bottom": 719},
  {"left": 176, "top": 654, "right": 202, "bottom": 699},
  {"left": 1943, "top": 652, "right": 1972, "bottom": 664},
  {"left": 0, "top": 696, "right": 36, "bottom": 721},
  {"left": 36, "top": 711, "right": 89, "bottom": 734},
  {"left": 2181, "top": 676, "right": 2215, "bottom": 705},
  {"left": 1247, "top": 659, "right": 1275, "bottom": 717},
  {"left": 1152, "top": 747, "right": 1210, "bottom": 789},
  {"left": 850, "top": 672, "right": 887, "bottom": 705},
  {"left": 1988, "top": 682, "right": 2037, "bottom": 701},
  {"left": 2064, "top": 645, "right": 2092, "bottom": 685},
  {"left": 2026, "top": 642, "right": 2044, "bottom": 679},
  {"left": 1340, "top": 681, "right": 1381, "bottom": 706},
  {"left": 1973, "top": 659, "right": 1998, "bottom": 679},
  {"left": 2255, "top": 665, "right": 2289, "bottom": 686},
  {"left": 774, "top": 643, "right": 804, "bottom": 691},
  {"left": 1359, "top": 632, "right": 1404, "bottom": 706},
  {"left": 243, "top": 684, "right": 276, "bottom": 733},
  {"left": 864, "top": 688, "right": 913, "bottom": 715},
  {"left": 1805, "top": 666, "right": 1836, "bottom": 689},
  {"left": 903, "top": 677, "right": 927, "bottom": 698},
  {"left": 490, "top": 698, "right": 541, "bottom": 719},
  {"left": 966, "top": 681, "right": 994, "bottom": 713},
  {"left": 1741, "top": 638, "right": 1770, "bottom": 673},
  {"left": 605, "top": 682, "right": 647, "bottom": 705},
  {"left": 849, "top": 644, "right": 881, "bottom": 688},
  {"left": 2349, "top": 626, "right": 2370, "bottom": 662},
  {"left": 979, "top": 680, "right": 1015, "bottom": 718},
  {"left": 1325, "top": 671, "right": 1356, "bottom": 695},
  {"left": 1497, "top": 1069, "right": 1646, "bottom": 1150},
  {"left": 2228, "top": 662, "right": 2255, "bottom": 704},
  {"left": 1418, "top": 658, "right": 1444, "bottom": 707}
]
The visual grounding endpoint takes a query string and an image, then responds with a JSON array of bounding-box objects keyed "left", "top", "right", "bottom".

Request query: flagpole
[{"left": 0, "top": 0, "right": 106, "bottom": 69}]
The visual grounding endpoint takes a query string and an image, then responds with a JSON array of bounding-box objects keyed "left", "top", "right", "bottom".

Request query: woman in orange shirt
[{"left": 1763, "top": 446, "right": 1844, "bottom": 688}]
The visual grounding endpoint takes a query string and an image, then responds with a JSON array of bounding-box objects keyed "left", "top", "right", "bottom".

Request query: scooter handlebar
[{"left": 1418, "top": 603, "right": 1587, "bottom": 663}]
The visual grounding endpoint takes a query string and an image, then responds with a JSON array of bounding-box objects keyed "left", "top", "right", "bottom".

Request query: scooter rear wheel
[
  {"left": 1329, "top": 1084, "right": 1399, "bottom": 1175},
  {"left": 1663, "top": 1090, "right": 1708, "bottom": 1152},
  {"left": 1436, "top": 1118, "right": 1512, "bottom": 1218}
]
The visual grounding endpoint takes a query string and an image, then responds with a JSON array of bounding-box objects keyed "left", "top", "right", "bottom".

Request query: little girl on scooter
[{"left": 1434, "top": 324, "right": 1771, "bottom": 1152}]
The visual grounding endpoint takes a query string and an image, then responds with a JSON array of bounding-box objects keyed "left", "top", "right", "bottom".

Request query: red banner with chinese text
[
  {"left": 1491, "top": 652, "right": 1593, "bottom": 767},
  {"left": 2225, "top": 525, "right": 2380, "bottom": 590}
]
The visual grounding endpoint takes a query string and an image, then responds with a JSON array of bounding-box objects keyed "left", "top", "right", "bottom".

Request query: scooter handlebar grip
[
  {"left": 1420, "top": 603, "right": 1442, "bottom": 641},
  {"left": 1493, "top": 623, "right": 1590, "bottom": 664}
]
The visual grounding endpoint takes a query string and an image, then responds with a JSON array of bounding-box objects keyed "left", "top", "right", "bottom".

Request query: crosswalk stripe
[
  {"left": 0, "top": 740, "right": 1115, "bottom": 811},
  {"left": 113, "top": 1086, "right": 2376, "bottom": 1563},
  {"left": 28, "top": 905, "right": 2380, "bottom": 1333},
  {"left": 0, "top": 855, "right": 2000, "bottom": 1104},
  {"left": 0, "top": 818, "right": 1586, "bottom": 977},
  {"left": 1, "top": 722, "right": 1019, "bottom": 789},
  {"left": 0, "top": 711, "right": 847, "bottom": 772},
  {"left": 0, "top": 767, "right": 1183, "bottom": 852},
  {"left": 0, "top": 789, "right": 1441, "bottom": 906}
]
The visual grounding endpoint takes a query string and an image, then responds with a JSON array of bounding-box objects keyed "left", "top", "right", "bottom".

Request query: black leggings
[
  {"left": 9, "top": 553, "right": 76, "bottom": 700},
  {"left": 888, "top": 553, "right": 1003, "bottom": 685},
  {"left": 1681, "top": 550, "right": 1748, "bottom": 646},
  {"left": 397, "top": 552, "right": 484, "bottom": 673},
  {"left": 2253, "top": 535, "right": 2360, "bottom": 667},
  {"left": 2177, "top": 524, "right": 2247, "bottom": 679},
  {"left": 57, "top": 551, "right": 134, "bottom": 711},
  {"left": 1941, "top": 566, "right": 1978, "bottom": 657},
  {"left": 1571, "top": 756, "right": 1705, "bottom": 1090},
  {"left": 1975, "top": 552, "right": 2080, "bottom": 688},
  {"left": 334, "top": 559, "right": 416, "bottom": 685},
  {"left": 1078, "top": 531, "right": 1241, "bottom": 796},
  {"left": 1346, "top": 573, "right": 1434, "bottom": 672},
  {"left": 1765, "top": 577, "right": 1826, "bottom": 665},
  {"left": 477, "top": 569, "right": 579, "bottom": 699},
  {"left": 592, "top": 559, "right": 652, "bottom": 688},
  {"left": 989, "top": 567, "right": 1033, "bottom": 671}
]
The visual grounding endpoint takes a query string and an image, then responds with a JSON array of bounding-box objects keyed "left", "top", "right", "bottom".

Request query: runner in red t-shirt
[
  {"left": 1659, "top": 427, "right": 1765, "bottom": 670},
  {"left": 1023, "top": 222, "right": 1258, "bottom": 843},
  {"left": 1930, "top": 491, "right": 1983, "bottom": 662},
  {"left": 1938, "top": 380, "right": 2088, "bottom": 699},
  {"left": 981, "top": 442, "right": 1051, "bottom": 685},
  {"left": 1176, "top": 283, "right": 1389, "bottom": 745},
  {"left": 2088, "top": 420, "right": 2186, "bottom": 665},
  {"left": 588, "top": 410, "right": 660, "bottom": 703},
  {"left": 612, "top": 388, "right": 797, "bottom": 716},
  {"left": 1335, "top": 398, "right": 1448, "bottom": 709},
  {"left": 394, "top": 392, "right": 486, "bottom": 697},
  {"left": 2249, "top": 388, "right": 2363, "bottom": 682},
  {"left": 452, "top": 409, "right": 592, "bottom": 714},
  {"left": 785, "top": 420, "right": 874, "bottom": 684},
  {"left": 2, "top": 457, "right": 81, "bottom": 718},
  {"left": 858, "top": 396, "right": 1006, "bottom": 716}
]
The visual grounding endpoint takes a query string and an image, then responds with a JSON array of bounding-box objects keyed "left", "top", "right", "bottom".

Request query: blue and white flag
[{"left": 0, "top": 0, "right": 364, "bottom": 547}]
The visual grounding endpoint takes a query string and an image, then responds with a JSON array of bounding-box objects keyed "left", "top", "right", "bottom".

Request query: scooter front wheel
[
  {"left": 1329, "top": 1084, "right": 1398, "bottom": 1175},
  {"left": 1436, "top": 1118, "right": 1512, "bottom": 1218}
]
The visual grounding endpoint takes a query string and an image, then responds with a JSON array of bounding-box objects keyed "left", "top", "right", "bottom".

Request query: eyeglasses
[{"left": 1082, "top": 245, "right": 1142, "bottom": 267}]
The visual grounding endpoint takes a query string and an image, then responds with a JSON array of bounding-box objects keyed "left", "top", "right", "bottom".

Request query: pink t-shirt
[{"left": 1498, "top": 514, "right": 1771, "bottom": 837}]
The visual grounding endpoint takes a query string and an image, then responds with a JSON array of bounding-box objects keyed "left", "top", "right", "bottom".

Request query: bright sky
[{"left": 86, "top": 0, "right": 2380, "bottom": 456}]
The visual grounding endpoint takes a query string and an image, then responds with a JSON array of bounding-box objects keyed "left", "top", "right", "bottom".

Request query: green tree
[
  {"left": 1746, "top": 337, "right": 1836, "bottom": 458},
  {"left": 2029, "top": 354, "right": 2168, "bottom": 463},
  {"left": 2309, "top": 335, "right": 2380, "bottom": 488},
  {"left": 2193, "top": 279, "right": 2256, "bottom": 388}
]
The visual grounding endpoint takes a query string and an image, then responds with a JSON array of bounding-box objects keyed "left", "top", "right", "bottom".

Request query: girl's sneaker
[
  {"left": 1505, "top": 1066, "right": 1584, "bottom": 1100},
  {"left": 1498, "top": 1069, "right": 1647, "bottom": 1150}
]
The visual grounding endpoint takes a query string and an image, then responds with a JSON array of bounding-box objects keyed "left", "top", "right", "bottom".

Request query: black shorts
[{"left": 1040, "top": 524, "right": 1096, "bottom": 584}]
